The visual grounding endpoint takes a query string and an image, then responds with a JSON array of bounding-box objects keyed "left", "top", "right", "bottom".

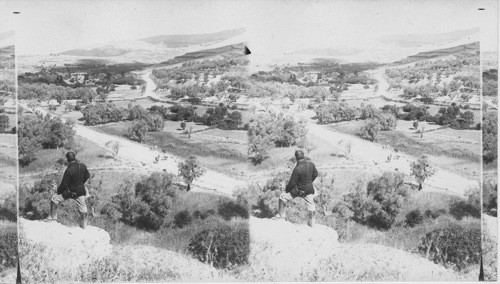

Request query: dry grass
[
  {"left": 19, "top": 135, "right": 109, "bottom": 174},
  {"left": 93, "top": 121, "right": 248, "bottom": 173},
  {"left": 329, "top": 121, "right": 480, "bottom": 179}
]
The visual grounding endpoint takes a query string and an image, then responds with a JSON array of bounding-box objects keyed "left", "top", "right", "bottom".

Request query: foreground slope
[
  {"left": 238, "top": 217, "right": 459, "bottom": 281},
  {"left": 19, "top": 219, "right": 229, "bottom": 283}
]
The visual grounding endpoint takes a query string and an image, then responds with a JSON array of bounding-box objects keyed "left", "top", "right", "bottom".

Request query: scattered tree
[
  {"left": 178, "top": 156, "right": 206, "bottom": 191},
  {"left": 410, "top": 155, "right": 435, "bottom": 190}
]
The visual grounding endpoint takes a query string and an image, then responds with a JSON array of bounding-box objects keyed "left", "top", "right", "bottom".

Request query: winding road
[{"left": 19, "top": 100, "right": 246, "bottom": 196}]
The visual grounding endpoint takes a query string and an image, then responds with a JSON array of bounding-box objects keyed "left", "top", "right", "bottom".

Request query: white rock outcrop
[{"left": 19, "top": 218, "right": 112, "bottom": 282}]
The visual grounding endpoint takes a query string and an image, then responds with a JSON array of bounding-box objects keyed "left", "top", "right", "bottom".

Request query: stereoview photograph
[{"left": 9, "top": 0, "right": 499, "bottom": 282}]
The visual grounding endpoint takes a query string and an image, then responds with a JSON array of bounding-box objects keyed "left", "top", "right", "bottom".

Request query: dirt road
[
  {"left": 306, "top": 121, "right": 478, "bottom": 196},
  {"left": 290, "top": 67, "right": 479, "bottom": 197},
  {"left": 139, "top": 70, "right": 159, "bottom": 99},
  {"left": 19, "top": 102, "right": 246, "bottom": 196}
]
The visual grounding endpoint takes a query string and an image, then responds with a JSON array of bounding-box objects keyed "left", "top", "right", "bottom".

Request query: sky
[
  {"left": 4, "top": 0, "right": 499, "bottom": 55},
  {"left": 0, "top": 7, "right": 15, "bottom": 46}
]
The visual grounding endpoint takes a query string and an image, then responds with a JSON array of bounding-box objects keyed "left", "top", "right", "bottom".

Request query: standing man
[
  {"left": 276, "top": 150, "right": 318, "bottom": 227},
  {"left": 47, "top": 152, "right": 90, "bottom": 229}
]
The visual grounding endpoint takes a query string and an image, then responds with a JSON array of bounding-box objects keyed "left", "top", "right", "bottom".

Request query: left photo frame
[{"left": 0, "top": 15, "right": 18, "bottom": 284}]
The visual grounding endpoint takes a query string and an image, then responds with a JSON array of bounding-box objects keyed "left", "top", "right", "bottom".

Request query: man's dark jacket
[
  {"left": 57, "top": 161, "right": 90, "bottom": 198},
  {"left": 285, "top": 159, "right": 318, "bottom": 196}
]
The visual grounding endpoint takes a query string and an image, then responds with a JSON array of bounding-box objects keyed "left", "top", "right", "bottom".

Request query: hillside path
[
  {"left": 19, "top": 102, "right": 246, "bottom": 196},
  {"left": 293, "top": 67, "right": 478, "bottom": 197}
]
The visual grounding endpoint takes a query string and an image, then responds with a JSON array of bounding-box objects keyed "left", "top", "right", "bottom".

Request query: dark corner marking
[{"left": 244, "top": 46, "right": 251, "bottom": 55}]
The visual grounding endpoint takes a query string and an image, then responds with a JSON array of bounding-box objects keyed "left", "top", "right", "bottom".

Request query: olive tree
[
  {"left": 178, "top": 156, "right": 206, "bottom": 191},
  {"left": 410, "top": 155, "right": 435, "bottom": 190}
]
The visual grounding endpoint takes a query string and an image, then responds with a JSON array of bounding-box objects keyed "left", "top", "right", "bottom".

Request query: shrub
[
  {"left": 400, "top": 104, "right": 428, "bottom": 121},
  {"left": 375, "top": 112, "right": 397, "bottom": 131},
  {"left": 405, "top": 209, "right": 424, "bottom": 227},
  {"left": 360, "top": 119, "right": 381, "bottom": 141},
  {"left": 449, "top": 200, "right": 480, "bottom": 220},
  {"left": 483, "top": 111, "right": 497, "bottom": 163},
  {"left": 128, "top": 120, "right": 149, "bottom": 142},
  {"left": 360, "top": 104, "right": 380, "bottom": 120},
  {"left": 315, "top": 102, "right": 357, "bottom": 124},
  {"left": 247, "top": 113, "right": 307, "bottom": 164},
  {"left": 143, "top": 114, "right": 164, "bottom": 132},
  {"left": 188, "top": 224, "right": 250, "bottom": 269},
  {"left": 0, "top": 192, "right": 17, "bottom": 221},
  {"left": 217, "top": 201, "right": 249, "bottom": 221},
  {"left": 178, "top": 156, "right": 205, "bottom": 191},
  {"left": 483, "top": 181, "right": 497, "bottom": 216},
  {"left": 0, "top": 230, "right": 17, "bottom": 273},
  {"left": 417, "top": 224, "right": 480, "bottom": 271},
  {"left": 173, "top": 210, "right": 193, "bottom": 228},
  {"left": 111, "top": 172, "right": 179, "bottom": 231},
  {"left": 410, "top": 155, "right": 435, "bottom": 190},
  {"left": 0, "top": 114, "right": 9, "bottom": 132},
  {"left": 345, "top": 172, "right": 409, "bottom": 230}
]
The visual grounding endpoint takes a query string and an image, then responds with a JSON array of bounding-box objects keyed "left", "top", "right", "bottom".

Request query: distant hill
[
  {"left": 393, "top": 42, "right": 479, "bottom": 65},
  {"left": 378, "top": 27, "right": 479, "bottom": 48},
  {"left": 141, "top": 28, "right": 246, "bottom": 47},
  {"left": 0, "top": 45, "right": 14, "bottom": 56},
  {"left": 62, "top": 47, "right": 129, "bottom": 57},
  {"left": 157, "top": 43, "right": 247, "bottom": 66}
]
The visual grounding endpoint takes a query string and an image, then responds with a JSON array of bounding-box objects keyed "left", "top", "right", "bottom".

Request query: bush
[
  {"left": 0, "top": 114, "right": 9, "bottom": 132},
  {"left": 18, "top": 114, "right": 76, "bottom": 166},
  {"left": 0, "top": 192, "right": 17, "bottom": 221},
  {"left": 483, "top": 111, "right": 497, "bottom": 163},
  {"left": 178, "top": 156, "right": 205, "bottom": 191},
  {"left": 110, "top": 172, "right": 179, "bottom": 231},
  {"left": 375, "top": 112, "right": 397, "bottom": 131},
  {"left": 173, "top": 210, "right": 193, "bottom": 228},
  {"left": 483, "top": 181, "right": 497, "bottom": 216},
  {"left": 188, "top": 224, "right": 249, "bottom": 269},
  {"left": 247, "top": 113, "right": 307, "bottom": 164},
  {"left": 417, "top": 224, "right": 480, "bottom": 271},
  {"left": 345, "top": 172, "right": 409, "bottom": 230},
  {"left": 315, "top": 102, "right": 357, "bottom": 124},
  {"left": 449, "top": 200, "right": 480, "bottom": 220},
  {"left": 410, "top": 155, "right": 435, "bottom": 190},
  {"left": 360, "top": 119, "right": 381, "bottom": 141},
  {"left": 128, "top": 120, "right": 149, "bottom": 142},
  {"left": 405, "top": 209, "right": 424, "bottom": 227},
  {"left": 143, "top": 114, "right": 164, "bottom": 132},
  {"left": 218, "top": 201, "right": 249, "bottom": 221},
  {"left": 0, "top": 230, "right": 17, "bottom": 273}
]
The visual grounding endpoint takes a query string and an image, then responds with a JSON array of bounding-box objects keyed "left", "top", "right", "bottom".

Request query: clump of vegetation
[
  {"left": 247, "top": 113, "right": 307, "bottom": 165},
  {"left": 482, "top": 111, "right": 497, "bottom": 163},
  {"left": 483, "top": 181, "right": 497, "bottom": 216},
  {"left": 416, "top": 223, "right": 480, "bottom": 271},
  {"left": 127, "top": 120, "right": 149, "bottom": 143},
  {"left": 218, "top": 201, "right": 249, "bottom": 221},
  {"left": 344, "top": 172, "right": 410, "bottom": 230},
  {"left": 18, "top": 114, "right": 76, "bottom": 166},
  {"left": 410, "top": 155, "right": 435, "bottom": 191},
  {"left": 315, "top": 102, "right": 358, "bottom": 124},
  {"left": 177, "top": 156, "right": 206, "bottom": 191},
  {"left": 405, "top": 209, "right": 424, "bottom": 228},
  {"left": 188, "top": 224, "right": 250, "bottom": 269},
  {"left": 360, "top": 120, "right": 381, "bottom": 141},
  {"left": 0, "top": 228, "right": 17, "bottom": 274},
  {"left": 449, "top": 188, "right": 480, "bottom": 220}
]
